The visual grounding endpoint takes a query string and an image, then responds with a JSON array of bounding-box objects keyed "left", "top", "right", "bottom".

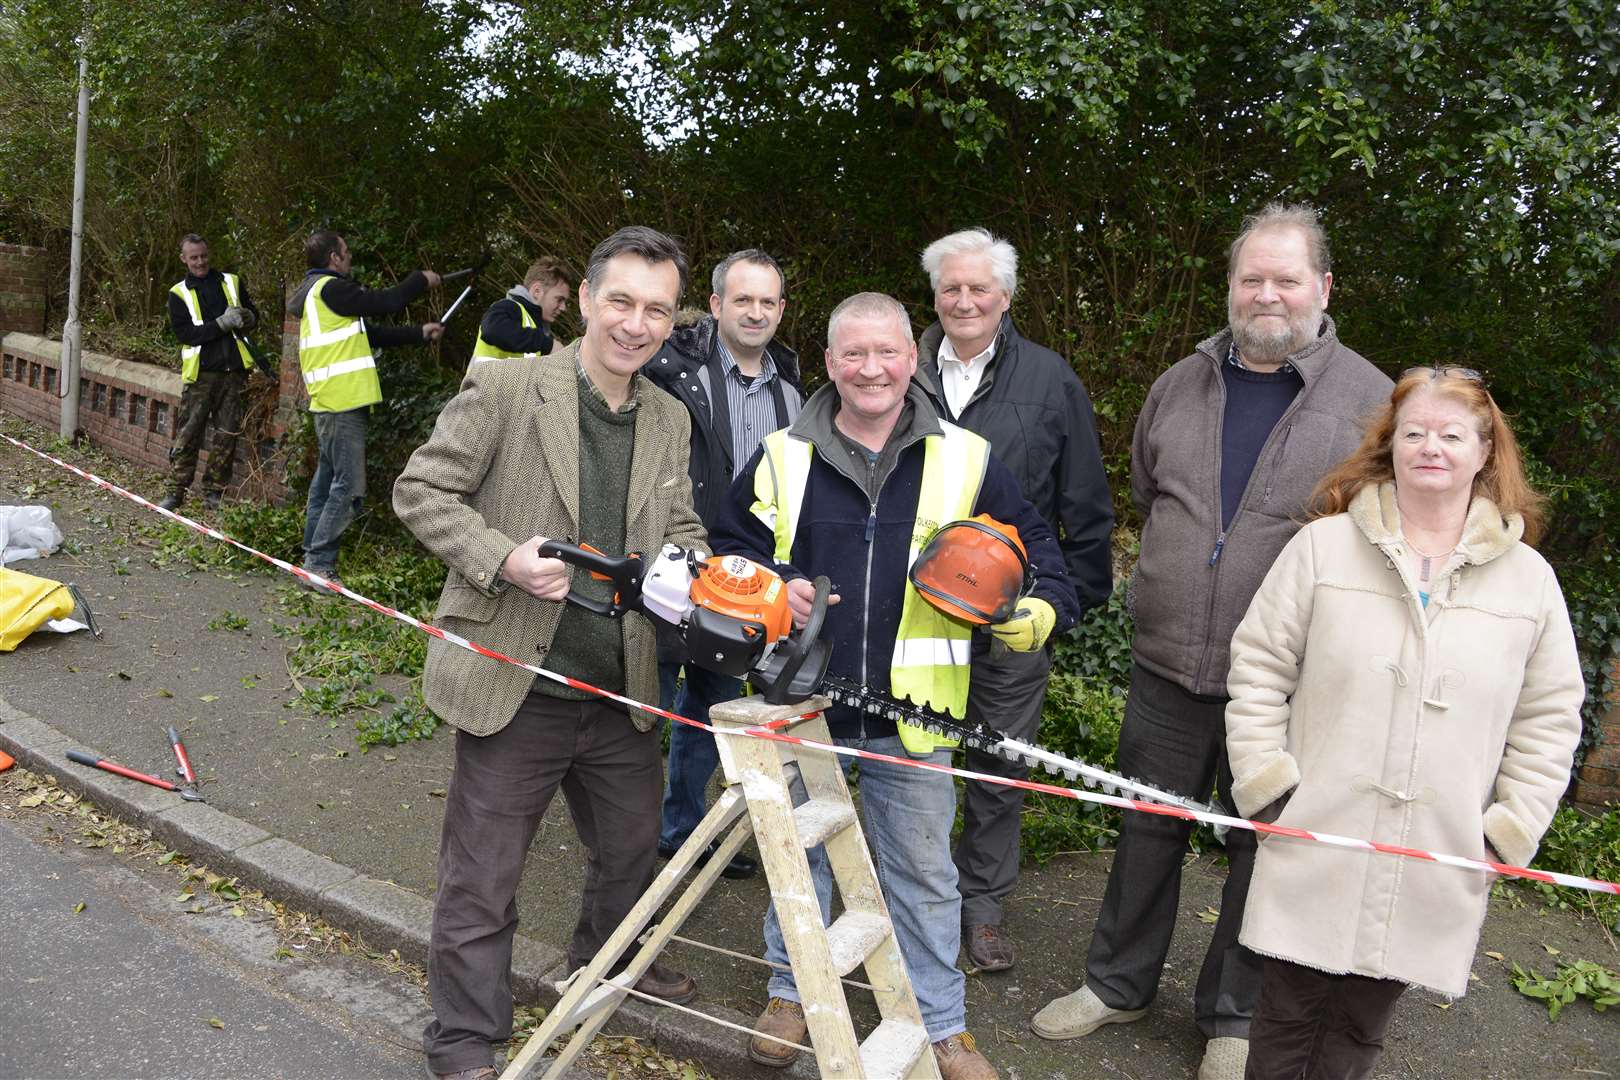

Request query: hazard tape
[{"left": 5, "top": 429, "right": 1617, "bottom": 897}]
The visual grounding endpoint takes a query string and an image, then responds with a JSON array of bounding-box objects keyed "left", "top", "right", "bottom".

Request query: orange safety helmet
[{"left": 908, "top": 515, "right": 1032, "bottom": 625}]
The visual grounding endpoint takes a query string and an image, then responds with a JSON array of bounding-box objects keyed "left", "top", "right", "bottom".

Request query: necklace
[{"left": 1406, "top": 538, "right": 1457, "bottom": 584}]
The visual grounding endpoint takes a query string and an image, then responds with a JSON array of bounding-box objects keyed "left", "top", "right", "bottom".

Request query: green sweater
[{"left": 535, "top": 376, "right": 638, "bottom": 699}]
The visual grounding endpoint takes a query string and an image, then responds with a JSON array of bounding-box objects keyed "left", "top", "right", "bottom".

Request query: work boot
[
  {"left": 632, "top": 961, "right": 697, "bottom": 1005},
  {"left": 748, "top": 996, "right": 807, "bottom": 1067},
  {"left": 1030, "top": 985, "right": 1147, "bottom": 1041},
  {"left": 932, "top": 1031, "right": 998, "bottom": 1080},
  {"left": 202, "top": 490, "right": 223, "bottom": 510},
  {"left": 964, "top": 923, "right": 1015, "bottom": 972},
  {"left": 157, "top": 491, "right": 184, "bottom": 512},
  {"left": 428, "top": 1067, "right": 496, "bottom": 1080},
  {"left": 1197, "top": 1036, "right": 1248, "bottom": 1080},
  {"left": 299, "top": 569, "right": 344, "bottom": 594},
  {"left": 658, "top": 839, "right": 760, "bottom": 880}
]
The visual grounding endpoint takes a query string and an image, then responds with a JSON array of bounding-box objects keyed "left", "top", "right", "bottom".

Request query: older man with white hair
[{"left": 914, "top": 228, "right": 1114, "bottom": 974}]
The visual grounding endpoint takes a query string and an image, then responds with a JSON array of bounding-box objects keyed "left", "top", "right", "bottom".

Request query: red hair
[{"left": 1311, "top": 368, "right": 1546, "bottom": 545}]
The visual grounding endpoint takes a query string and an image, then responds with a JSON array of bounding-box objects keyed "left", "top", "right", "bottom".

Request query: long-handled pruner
[
  {"left": 66, "top": 750, "right": 204, "bottom": 802},
  {"left": 166, "top": 726, "right": 203, "bottom": 799},
  {"left": 437, "top": 251, "right": 491, "bottom": 326}
]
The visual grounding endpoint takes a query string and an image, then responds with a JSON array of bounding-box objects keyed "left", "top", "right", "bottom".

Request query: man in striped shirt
[{"left": 641, "top": 249, "right": 806, "bottom": 879}]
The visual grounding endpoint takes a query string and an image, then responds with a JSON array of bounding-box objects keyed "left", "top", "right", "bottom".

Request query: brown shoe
[
  {"left": 748, "top": 996, "right": 807, "bottom": 1067},
  {"left": 429, "top": 1066, "right": 496, "bottom": 1080},
  {"left": 933, "top": 1031, "right": 998, "bottom": 1080},
  {"left": 964, "top": 922, "right": 1015, "bottom": 972},
  {"left": 633, "top": 961, "right": 697, "bottom": 1005}
]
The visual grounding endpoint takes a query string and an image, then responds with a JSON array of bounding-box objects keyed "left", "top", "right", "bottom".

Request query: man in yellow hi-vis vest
[
  {"left": 160, "top": 234, "right": 261, "bottom": 512},
  {"left": 469, "top": 256, "right": 574, "bottom": 364},
  {"left": 291, "top": 231, "right": 444, "bottom": 587},
  {"left": 707, "top": 292, "right": 1079, "bottom": 1080}
]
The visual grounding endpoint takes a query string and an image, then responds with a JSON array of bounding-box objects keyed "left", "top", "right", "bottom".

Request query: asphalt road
[{"left": 0, "top": 805, "right": 432, "bottom": 1080}]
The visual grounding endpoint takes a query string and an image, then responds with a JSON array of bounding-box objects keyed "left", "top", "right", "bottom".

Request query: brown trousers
[
  {"left": 1245, "top": 955, "right": 1408, "bottom": 1080},
  {"left": 421, "top": 689, "right": 662, "bottom": 1074}
]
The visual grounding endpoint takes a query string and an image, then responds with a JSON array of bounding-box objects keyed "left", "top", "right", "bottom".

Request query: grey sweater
[{"left": 1129, "top": 316, "right": 1392, "bottom": 697}]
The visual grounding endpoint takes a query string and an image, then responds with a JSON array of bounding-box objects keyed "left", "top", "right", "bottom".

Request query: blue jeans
[
  {"left": 659, "top": 664, "right": 745, "bottom": 849},
  {"left": 762, "top": 735, "right": 965, "bottom": 1041},
  {"left": 302, "top": 408, "right": 368, "bottom": 572}
]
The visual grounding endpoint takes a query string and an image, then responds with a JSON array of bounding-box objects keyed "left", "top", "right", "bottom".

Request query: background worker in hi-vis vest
[
  {"left": 469, "top": 256, "right": 574, "bottom": 364},
  {"left": 161, "top": 233, "right": 262, "bottom": 512},
  {"left": 290, "top": 230, "right": 444, "bottom": 589}
]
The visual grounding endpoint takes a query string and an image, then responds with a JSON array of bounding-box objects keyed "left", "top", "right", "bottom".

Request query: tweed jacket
[
  {"left": 393, "top": 342, "right": 705, "bottom": 735},
  {"left": 1225, "top": 483, "right": 1583, "bottom": 995}
]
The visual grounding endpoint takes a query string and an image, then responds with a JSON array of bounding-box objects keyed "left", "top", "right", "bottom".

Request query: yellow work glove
[{"left": 988, "top": 596, "right": 1055, "bottom": 653}]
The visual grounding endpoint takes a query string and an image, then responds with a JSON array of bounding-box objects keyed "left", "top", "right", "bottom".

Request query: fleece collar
[{"left": 1348, "top": 482, "right": 1521, "bottom": 567}]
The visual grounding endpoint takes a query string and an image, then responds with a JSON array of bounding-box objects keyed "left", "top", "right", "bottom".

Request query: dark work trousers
[
  {"left": 166, "top": 369, "right": 247, "bottom": 497},
  {"left": 421, "top": 690, "right": 663, "bottom": 1075},
  {"left": 952, "top": 644, "right": 1053, "bottom": 926},
  {"left": 1245, "top": 956, "right": 1406, "bottom": 1080},
  {"left": 1084, "top": 662, "right": 1261, "bottom": 1038}
]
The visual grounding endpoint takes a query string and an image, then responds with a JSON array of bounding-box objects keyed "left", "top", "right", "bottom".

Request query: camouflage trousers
[{"left": 166, "top": 369, "right": 248, "bottom": 497}]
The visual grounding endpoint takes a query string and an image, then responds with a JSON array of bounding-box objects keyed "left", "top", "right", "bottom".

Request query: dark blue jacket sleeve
[
  {"left": 708, "top": 447, "right": 806, "bottom": 584},
  {"left": 481, "top": 298, "right": 554, "bottom": 355},
  {"left": 974, "top": 453, "right": 1082, "bottom": 632}
]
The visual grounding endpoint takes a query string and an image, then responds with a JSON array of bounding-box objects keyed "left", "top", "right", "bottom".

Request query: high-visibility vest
[
  {"left": 298, "top": 275, "right": 380, "bottom": 413},
  {"left": 749, "top": 422, "right": 989, "bottom": 754},
  {"left": 470, "top": 297, "right": 541, "bottom": 364},
  {"left": 169, "top": 274, "right": 253, "bottom": 384}
]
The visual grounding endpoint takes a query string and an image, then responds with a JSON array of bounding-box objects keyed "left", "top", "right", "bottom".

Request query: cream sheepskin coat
[{"left": 1225, "top": 483, "right": 1583, "bottom": 995}]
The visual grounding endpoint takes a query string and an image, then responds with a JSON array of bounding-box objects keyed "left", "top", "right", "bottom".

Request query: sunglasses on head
[{"left": 1402, "top": 365, "right": 1484, "bottom": 384}]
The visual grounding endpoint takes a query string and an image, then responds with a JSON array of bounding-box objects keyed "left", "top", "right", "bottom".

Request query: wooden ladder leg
[
  {"left": 712, "top": 698, "right": 942, "bottom": 1080},
  {"left": 499, "top": 783, "right": 750, "bottom": 1079}
]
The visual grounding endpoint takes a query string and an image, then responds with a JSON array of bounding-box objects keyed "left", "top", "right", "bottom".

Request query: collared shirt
[
  {"left": 716, "top": 338, "right": 783, "bottom": 479},
  {"left": 1227, "top": 341, "right": 1295, "bottom": 374},
  {"left": 937, "top": 333, "right": 999, "bottom": 418},
  {"left": 576, "top": 355, "right": 640, "bottom": 414}
]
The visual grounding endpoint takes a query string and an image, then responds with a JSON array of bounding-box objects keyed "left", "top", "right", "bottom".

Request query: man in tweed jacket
[{"left": 395, "top": 226, "right": 707, "bottom": 1080}]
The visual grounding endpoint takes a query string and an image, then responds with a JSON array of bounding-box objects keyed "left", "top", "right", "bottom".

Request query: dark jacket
[
  {"left": 916, "top": 315, "right": 1113, "bottom": 611},
  {"left": 167, "top": 270, "right": 261, "bottom": 374},
  {"left": 479, "top": 287, "right": 554, "bottom": 356},
  {"left": 1130, "top": 315, "right": 1392, "bottom": 696},
  {"left": 288, "top": 268, "right": 431, "bottom": 351},
  {"left": 710, "top": 383, "right": 1080, "bottom": 740},
  {"left": 643, "top": 316, "right": 806, "bottom": 527}
]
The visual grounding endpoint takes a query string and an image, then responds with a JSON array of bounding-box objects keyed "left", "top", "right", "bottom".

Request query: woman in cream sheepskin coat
[{"left": 1224, "top": 366, "right": 1583, "bottom": 1080}]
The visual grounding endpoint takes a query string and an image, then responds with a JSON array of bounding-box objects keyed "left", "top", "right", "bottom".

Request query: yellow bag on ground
[{"left": 0, "top": 566, "right": 82, "bottom": 652}]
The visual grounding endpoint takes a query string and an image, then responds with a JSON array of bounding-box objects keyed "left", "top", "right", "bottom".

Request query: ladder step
[
  {"left": 824, "top": 911, "right": 894, "bottom": 976},
  {"left": 858, "top": 1018, "right": 930, "bottom": 1080},
  {"left": 792, "top": 797, "right": 857, "bottom": 849}
]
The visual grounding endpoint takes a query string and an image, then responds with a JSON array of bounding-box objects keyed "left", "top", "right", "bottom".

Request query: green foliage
[
  {"left": 206, "top": 610, "right": 250, "bottom": 633},
  {"left": 1020, "top": 672, "right": 1126, "bottom": 861},
  {"left": 1518, "top": 804, "right": 1620, "bottom": 928},
  {"left": 1511, "top": 958, "right": 1620, "bottom": 1021},
  {"left": 354, "top": 689, "right": 441, "bottom": 752}
]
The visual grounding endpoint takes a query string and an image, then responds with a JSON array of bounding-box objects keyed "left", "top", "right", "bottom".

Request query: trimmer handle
[
  {"left": 536, "top": 539, "right": 645, "bottom": 618},
  {"left": 757, "top": 575, "right": 834, "bottom": 705}
]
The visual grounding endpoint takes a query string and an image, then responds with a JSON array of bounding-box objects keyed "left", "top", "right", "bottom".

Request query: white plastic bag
[{"left": 0, "top": 505, "right": 65, "bottom": 565}]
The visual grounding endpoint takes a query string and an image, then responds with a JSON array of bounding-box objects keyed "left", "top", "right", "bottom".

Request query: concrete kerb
[{"left": 0, "top": 699, "right": 811, "bottom": 1079}]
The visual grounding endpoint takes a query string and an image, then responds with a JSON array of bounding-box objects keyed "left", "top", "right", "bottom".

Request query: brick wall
[
  {"left": 0, "top": 243, "right": 48, "bottom": 336},
  {"left": 1574, "top": 658, "right": 1620, "bottom": 808},
  {"left": 0, "top": 333, "right": 290, "bottom": 504}
]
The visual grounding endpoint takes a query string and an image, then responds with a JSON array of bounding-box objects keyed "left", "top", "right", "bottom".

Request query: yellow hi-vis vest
[
  {"left": 749, "top": 422, "right": 989, "bottom": 754},
  {"left": 470, "top": 297, "right": 540, "bottom": 364},
  {"left": 298, "top": 275, "right": 380, "bottom": 413},
  {"left": 169, "top": 274, "right": 253, "bottom": 384}
]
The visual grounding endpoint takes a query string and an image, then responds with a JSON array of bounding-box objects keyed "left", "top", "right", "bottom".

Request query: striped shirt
[{"left": 716, "top": 339, "right": 785, "bottom": 479}]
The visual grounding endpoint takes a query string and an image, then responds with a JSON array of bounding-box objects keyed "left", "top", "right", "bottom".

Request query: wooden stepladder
[{"left": 500, "top": 695, "right": 942, "bottom": 1080}]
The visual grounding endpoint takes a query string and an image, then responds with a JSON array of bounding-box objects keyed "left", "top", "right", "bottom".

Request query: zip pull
[
  {"left": 1209, "top": 532, "right": 1227, "bottom": 566},
  {"left": 864, "top": 507, "right": 877, "bottom": 543}
]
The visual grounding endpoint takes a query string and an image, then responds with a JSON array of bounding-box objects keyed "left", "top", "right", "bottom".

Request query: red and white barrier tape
[{"left": 6, "top": 429, "right": 1617, "bottom": 897}]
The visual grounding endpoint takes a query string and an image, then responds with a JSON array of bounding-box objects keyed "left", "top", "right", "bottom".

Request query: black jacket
[
  {"left": 288, "top": 268, "right": 431, "bottom": 350},
  {"left": 916, "top": 315, "right": 1114, "bottom": 611},
  {"left": 167, "top": 270, "right": 261, "bottom": 374},
  {"left": 479, "top": 288, "right": 554, "bottom": 356},
  {"left": 641, "top": 316, "right": 806, "bottom": 527}
]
